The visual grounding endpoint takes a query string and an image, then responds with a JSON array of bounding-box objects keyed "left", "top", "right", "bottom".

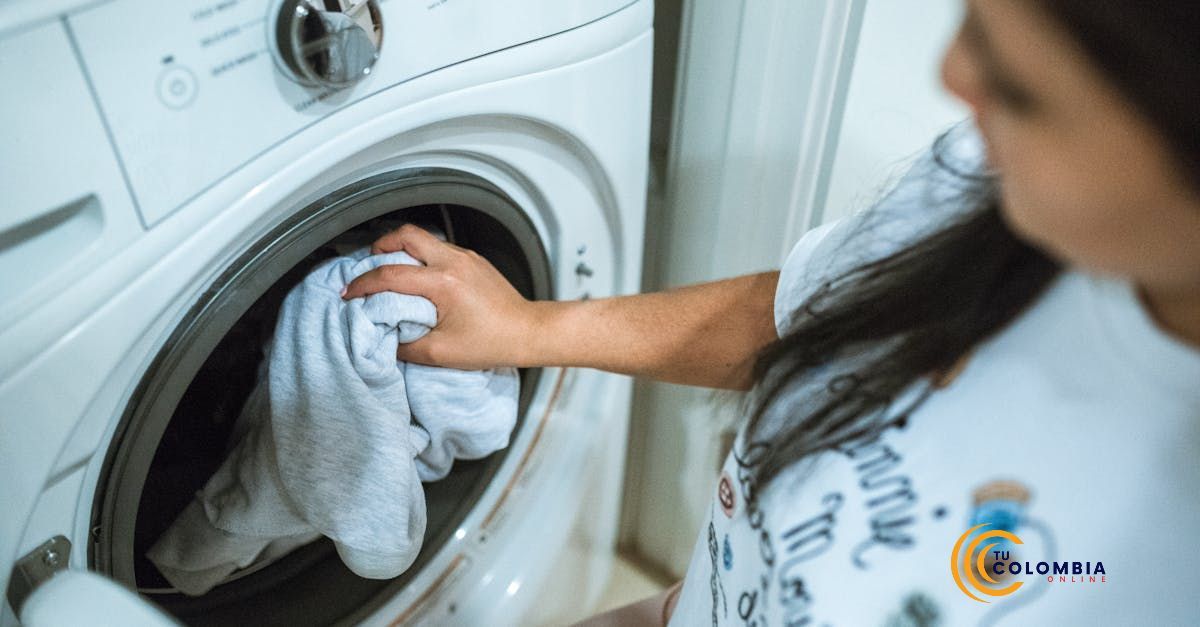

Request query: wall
[{"left": 823, "top": 0, "right": 969, "bottom": 224}]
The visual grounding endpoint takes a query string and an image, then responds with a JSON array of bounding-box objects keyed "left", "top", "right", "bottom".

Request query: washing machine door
[
  {"left": 81, "top": 168, "right": 554, "bottom": 626},
  {"left": 17, "top": 571, "right": 177, "bottom": 627}
]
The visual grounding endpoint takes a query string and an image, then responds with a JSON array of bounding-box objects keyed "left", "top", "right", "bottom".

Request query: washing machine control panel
[
  {"left": 64, "top": 0, "right": 633, "bottom": 226},
  {"left": 272, "top": 0, "right": 383, "bottom": 89}
]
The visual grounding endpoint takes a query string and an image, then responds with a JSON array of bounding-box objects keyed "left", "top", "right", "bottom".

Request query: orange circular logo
[{"left": 950, "top": 523, "right": 1024, "bottom": 602}]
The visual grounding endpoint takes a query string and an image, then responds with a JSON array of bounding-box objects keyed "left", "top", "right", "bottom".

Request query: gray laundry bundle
[{"left": 147, "top": 248, "right": 519, "bottom": 596}]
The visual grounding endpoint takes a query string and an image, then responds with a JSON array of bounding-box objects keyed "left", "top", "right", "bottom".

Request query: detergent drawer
[{"left": 0, "top": 20, "right": 141, "bottom": 332}]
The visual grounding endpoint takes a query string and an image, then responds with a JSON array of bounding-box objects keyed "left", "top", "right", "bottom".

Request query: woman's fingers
[
  {"left": 341, "top": 263, "right": 440, "bottom": 300},
  {"left": 395, "top": 335, "right": 439, "bottom": 365},
  {"left": 370, "top": 223, "right": 452, "bottom": 264}
]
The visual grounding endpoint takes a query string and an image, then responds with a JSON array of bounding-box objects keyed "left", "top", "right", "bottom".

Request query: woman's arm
[
  {"left": 342, "top": 224, "right": 779, "bottom": 390},
  {"left": 523, "top": 271, "right": 779, "bottom": 389}
]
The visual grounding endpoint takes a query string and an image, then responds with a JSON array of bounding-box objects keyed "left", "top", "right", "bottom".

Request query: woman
[{"left": 344, "top": 0, "right": 1200, "bottom": 624}]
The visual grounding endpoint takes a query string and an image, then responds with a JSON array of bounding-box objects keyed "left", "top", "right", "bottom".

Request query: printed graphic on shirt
[
  {"left": 837, "top": 431, "right": 919, "bottom": 569},
  {"left": 718, "top": 471, "right": 737, "bottom": 518},
  {"left": 703, "top": 420, "right": 1110, "bottom": 627},
  {"left": 731, "top": 441, "right": 774, "bottom": 626},
  {"left": 732, "top": 439, "right": 846, "bottom": 627},
  {"left": 948, "top": 479, "right": 1109, "bottom": 625},
  {"left": 708, "top": 516, "right": 728, "bottom": 626},
  {"left": 723, "top": 534, "right": 733, "bottom": 571},
  {"left": 884, "top": 591, "right": 942, "bottom": 627},
  {"left": 952, "top": 480, "right": 1034, "bottom": 602}
]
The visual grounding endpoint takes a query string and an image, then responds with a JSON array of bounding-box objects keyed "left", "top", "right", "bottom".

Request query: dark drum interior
[{"left": 91, "top": 171, "right": 551, "bottom": 627}]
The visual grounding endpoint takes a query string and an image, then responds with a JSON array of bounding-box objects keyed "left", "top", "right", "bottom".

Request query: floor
[{"left": 592, "top": 554, "right": 669, "bottom": 615}]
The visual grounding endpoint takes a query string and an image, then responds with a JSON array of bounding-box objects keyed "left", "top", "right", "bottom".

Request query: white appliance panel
[{"left": 68, "top": 0, "right": 634, "bottom": 225}]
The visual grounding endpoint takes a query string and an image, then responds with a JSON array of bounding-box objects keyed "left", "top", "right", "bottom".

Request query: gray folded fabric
[{"left": 147, "top": 247, "right": 519, "bottom": 596}]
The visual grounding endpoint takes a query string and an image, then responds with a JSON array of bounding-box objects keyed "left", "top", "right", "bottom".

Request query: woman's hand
[{"left": 341, "top": 223, "right": 538, "bottom": 369}]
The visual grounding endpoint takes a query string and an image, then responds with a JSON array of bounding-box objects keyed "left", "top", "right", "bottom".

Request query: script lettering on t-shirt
[
  {"left": 734, "top": 441, "right": 777, "bottom": 569},
  {"left": 733, "top": 441, "right": 777, "bottom": 624},
  {"left": 837, "top": 432, "right": 919, "bottom": 568},
  {"left": 776, "top": 492, "right": 844, "bottom": 625},
  {"left": 707, "top": 520, "right": 728, "bottom": 625}
]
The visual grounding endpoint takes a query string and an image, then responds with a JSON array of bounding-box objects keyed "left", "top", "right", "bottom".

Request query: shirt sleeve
[{"left": 773, "top": 219, "right": 843, "bottom": 337}]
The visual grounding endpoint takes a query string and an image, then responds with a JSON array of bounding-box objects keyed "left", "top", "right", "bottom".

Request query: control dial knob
[{"left": 274, "top": 0, "right": 383, "bottom": 89}]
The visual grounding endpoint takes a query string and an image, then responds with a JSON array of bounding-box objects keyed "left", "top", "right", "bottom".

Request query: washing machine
[{"left": 0, "top": 0, "right": 651, "bottom": 624}]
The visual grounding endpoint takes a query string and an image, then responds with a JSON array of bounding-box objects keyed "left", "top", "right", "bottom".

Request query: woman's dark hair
[{"left": 743, "top": 0, "right": 1200, "bottom": 488}]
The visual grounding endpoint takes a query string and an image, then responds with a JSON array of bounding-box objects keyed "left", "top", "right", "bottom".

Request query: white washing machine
[{"left": 0, "top": 0, "right": 651, "bottom": 624}]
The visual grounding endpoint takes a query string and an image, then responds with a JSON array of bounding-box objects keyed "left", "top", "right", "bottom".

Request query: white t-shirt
[{"left": 668, "top": 125, "right": 1200, "bottom": 626}]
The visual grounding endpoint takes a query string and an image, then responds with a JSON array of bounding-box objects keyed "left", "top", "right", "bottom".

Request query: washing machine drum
[{"left": 90, "top": 169, "right": 551, "bottom": 626}]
